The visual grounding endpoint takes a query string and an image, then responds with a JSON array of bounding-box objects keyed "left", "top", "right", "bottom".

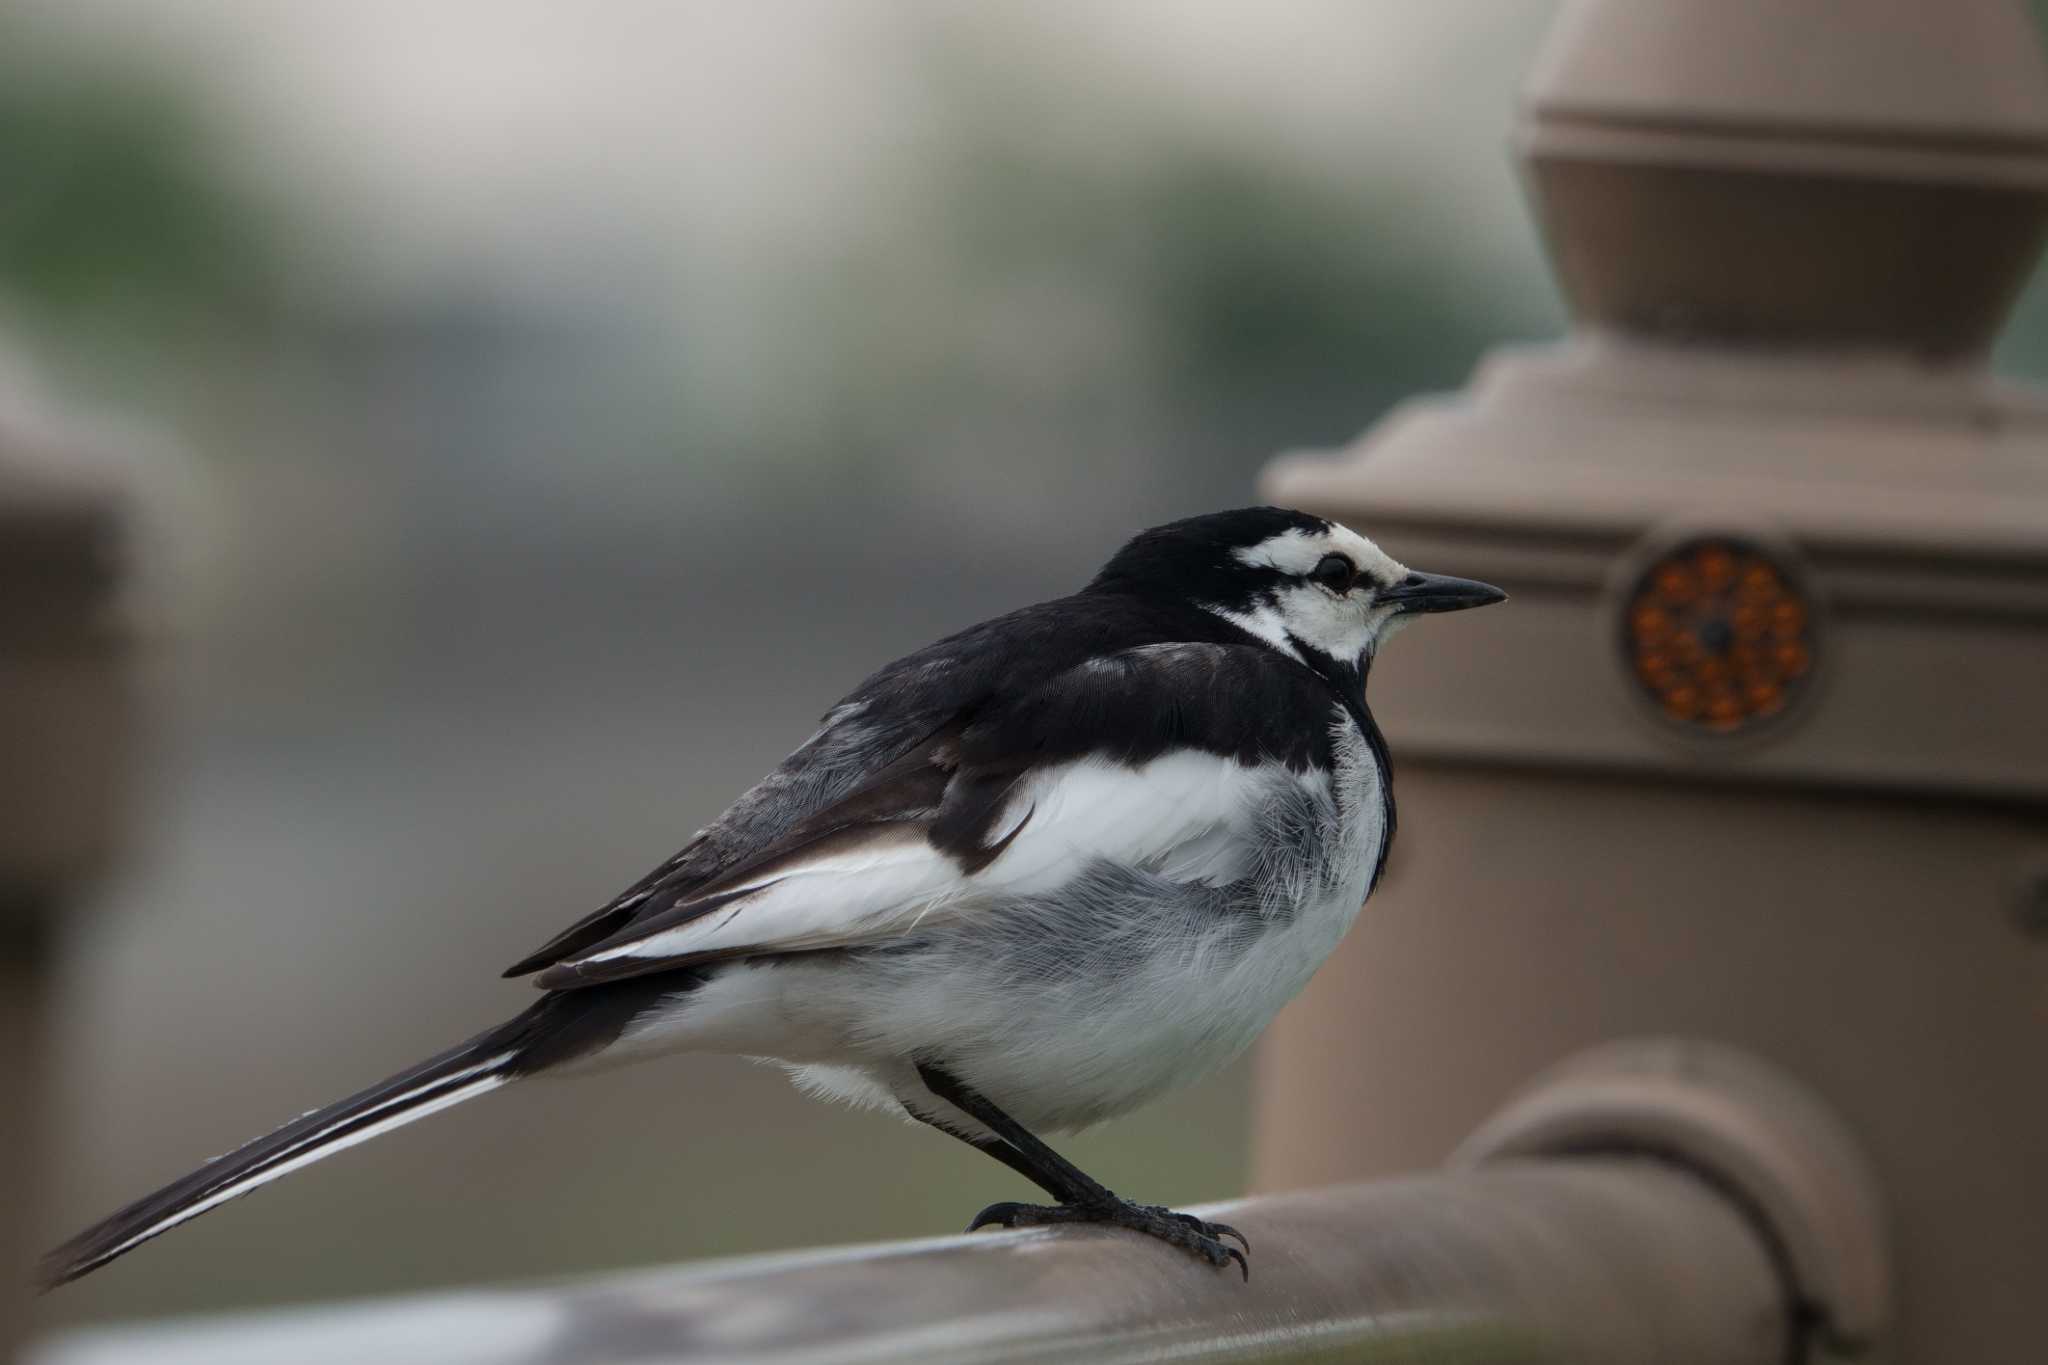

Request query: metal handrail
[{"left": 37, "top": 1156, "right": 1789, "bottom": 1365}]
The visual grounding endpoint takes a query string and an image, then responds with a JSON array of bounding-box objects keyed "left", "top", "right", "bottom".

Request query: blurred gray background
[{"left": 12, "top": 0, "right": 2048, "bottom": 1332}]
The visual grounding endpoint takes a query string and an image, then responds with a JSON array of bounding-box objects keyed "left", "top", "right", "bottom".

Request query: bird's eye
[{"left": 1310, "top": 553, "right": 1357, "bottom": 593}]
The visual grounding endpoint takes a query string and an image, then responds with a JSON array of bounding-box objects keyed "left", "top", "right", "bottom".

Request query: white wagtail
[{"left": 42, "top": 507, "right": 1503, "bottom": 1286}]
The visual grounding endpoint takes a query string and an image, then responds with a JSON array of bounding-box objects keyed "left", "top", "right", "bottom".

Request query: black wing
[
  {"left": 502, "top": 591, "right": 1240, "bottom": 978},
  {"left": 499, "top": 694, "right": 948, "bottom": 977},
  {"left": 529, "top": 640, "right": 1346, "bottom": 989}
]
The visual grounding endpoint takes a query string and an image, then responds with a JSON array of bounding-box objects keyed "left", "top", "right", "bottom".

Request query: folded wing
[
  {"left": 504, "top": 595, "right": 1123, "bottom": 979},
  {"left": 536, "top": 642, "right": 1335, "bottom": 988}
]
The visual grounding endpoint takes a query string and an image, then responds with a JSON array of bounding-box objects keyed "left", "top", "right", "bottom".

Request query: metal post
[
  {"left": 0, "top": 376, "right": 138, "bottom": 1361},
  {"left": 0, "top": 912, "right": 54, "bottom": 1365},
  {"left": 1256, "top": 1, "right": 2047, "bottom": 1361}
]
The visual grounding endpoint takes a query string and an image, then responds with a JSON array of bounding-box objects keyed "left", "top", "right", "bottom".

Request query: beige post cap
[{"left": 1521, "top": 0, "right": 2048, "bottom": 355}]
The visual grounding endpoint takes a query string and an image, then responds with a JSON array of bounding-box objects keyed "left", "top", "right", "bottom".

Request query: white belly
[
  {"left": 919, "top": 883, "right": 1369, "bottom": 1132},
  {"left": 617, "top": 705, "right": 1385, "bottom": 1135}
]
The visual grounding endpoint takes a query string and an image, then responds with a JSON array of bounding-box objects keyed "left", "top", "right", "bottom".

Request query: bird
[{"left": 40, "top": 506, "right": 1503, "bottom": 1288}]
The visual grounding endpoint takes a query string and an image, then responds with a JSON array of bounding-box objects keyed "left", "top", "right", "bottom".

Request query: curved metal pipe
[{"left": 39, "top": 1158, "right": 1787, "bottom": 1365}]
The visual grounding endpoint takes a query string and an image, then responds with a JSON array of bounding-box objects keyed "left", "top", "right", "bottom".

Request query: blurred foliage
[
  {"left": 747, "top": 18, "right": 1561, "bottom": 544},
  {"left": 1139, "top": 146, "right": 1531, "bottom": 444},
  {"left": 0, "top": 27, "right": 270, "bottom": 389}
]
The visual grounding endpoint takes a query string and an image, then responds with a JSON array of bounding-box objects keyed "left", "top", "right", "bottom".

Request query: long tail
[{"left": 38, "top": 978, "right": 691, "bottom": 1290}]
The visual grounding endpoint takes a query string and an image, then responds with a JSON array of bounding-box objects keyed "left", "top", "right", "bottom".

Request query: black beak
[{"left": 1379, "top": 570, "right": 1508, "bottom": 615}]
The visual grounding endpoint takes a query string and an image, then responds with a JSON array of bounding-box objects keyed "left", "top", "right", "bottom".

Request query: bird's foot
[{"left": 966, "top": 1199, "right": 1249, "bottom": 1279}]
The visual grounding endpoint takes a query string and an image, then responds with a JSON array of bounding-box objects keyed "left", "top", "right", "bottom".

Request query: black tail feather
[{"left": 38, "top": 978, "right": 695, "bottom": 1290}]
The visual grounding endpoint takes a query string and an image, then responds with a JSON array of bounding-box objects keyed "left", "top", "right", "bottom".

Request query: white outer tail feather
[
  {"left": 40, "top": 1050, "right": 519, "bottom": 1288},
  {"left": 91, "top": 1067, "right": 511, "bottom": 1271}
]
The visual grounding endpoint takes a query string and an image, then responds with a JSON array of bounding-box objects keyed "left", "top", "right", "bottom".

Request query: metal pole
[
  {"left": 0, "top": 909, "right": 53, "bottom": 1364},
  {"left": 36, "top": 1158, "right": 1787, "bottom": 1365},
  {"left": 1256, "top": 2, "right": 2042, "bottom": 1358},
  {"left": 0, "top": 371, "right": 138, "bottom": 1363}
]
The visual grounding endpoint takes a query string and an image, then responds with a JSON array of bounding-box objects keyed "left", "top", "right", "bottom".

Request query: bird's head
[{"left": 1091, "top": 506, "right": 1505, "bottom": 676}]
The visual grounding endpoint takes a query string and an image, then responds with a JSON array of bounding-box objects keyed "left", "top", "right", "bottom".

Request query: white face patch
[
  {"left": 1231, "top": 523, "right": 1404, "bottom": 585},
  {"left": 1204, "top": 603, "right": 1305, "bottom": 663},
  {"left": 1212, "top": 519, "right": 1411, "bottom": 666}
]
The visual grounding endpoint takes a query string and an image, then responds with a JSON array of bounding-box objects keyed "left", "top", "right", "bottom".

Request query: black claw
[
  {"left": 961, "top": 1198, "right": 1250, "bottom": 1279},
  {"left": 1207, "top": 1220, "right": 1250, "bottom": 1255},
  {"left": 966, "top": 1201, "right": 1026, "bottom": 1232},
  {"left": 1155, "top": 1208, "right": 1250, "bottom": 1256}
]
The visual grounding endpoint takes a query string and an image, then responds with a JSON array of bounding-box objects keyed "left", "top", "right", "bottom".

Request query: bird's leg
[
  {"left": 913, "top": 1061, "right": 1248, "bottom": 1278},
  {"left": 903, "top": 1106, "right": 1055, "bottom": 1190}
]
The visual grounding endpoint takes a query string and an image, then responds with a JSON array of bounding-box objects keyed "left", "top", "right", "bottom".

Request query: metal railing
[
  {"left": 37, "top": 1158, "right": 1787, "bottom": 1365},
  {"left": 36, "top": 1040, "right": 1887, "bottom": 1365}
]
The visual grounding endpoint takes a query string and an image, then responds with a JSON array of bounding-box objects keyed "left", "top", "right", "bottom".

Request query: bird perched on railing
[{"left": 41, "top": 506, "right": 1503, "bottom": 1286}]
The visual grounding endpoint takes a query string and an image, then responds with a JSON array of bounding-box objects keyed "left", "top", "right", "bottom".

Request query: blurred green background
[{"left": 12, "top": 0, "right": 2048, "bottom": 1332}]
